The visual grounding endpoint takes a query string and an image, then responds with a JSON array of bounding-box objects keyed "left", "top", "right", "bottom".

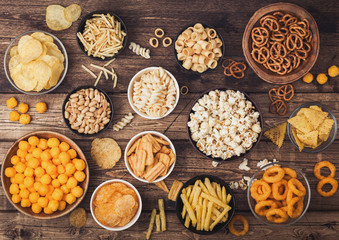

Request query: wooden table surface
[{"left": 0, "top": 0, "right": 338, "bottom": 239}]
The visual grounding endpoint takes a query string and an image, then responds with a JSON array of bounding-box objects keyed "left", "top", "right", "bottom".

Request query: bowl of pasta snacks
[
  {"left": 187, "top": 88, "right": 263, "bottom": 162},
  {"left": 76, "top": 10, "right": 128, "bottom": 60},
  {"left": 242, "top": 2, "right": 319, "bottom": 84},
  {"left": 124, "top": 131, "right": 176, "bottom": 183},
  {"left": 62, "top": 86, "right": 113, "bottom": 136},
  {"left": 174, "top": 23, "right": 225, "bottom": 74},
  {"left": 128, "top": 67, "right": 179, "bottom": 119},
  {"left": 247, "top": 162, "right": 311, "bottom": 227},
  {"left": 287, "top": 102, "right": 337, "bottom": 153},
  {"left": 4, "top": 30, "right": 68, "bottom": 95},
  {"left": 175, "top": 175, "right": 235, "bottom": 234}
]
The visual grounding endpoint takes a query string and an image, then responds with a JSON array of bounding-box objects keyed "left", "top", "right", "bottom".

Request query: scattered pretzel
[
  {"left": 250, "top": 12, "right": 313, "bottom": 75},
  {"left": 221, "top": 58, "right": 247, "bottom": 79},
  {"left": 268, "top": 84, "right": 294, "bottom": 115}
]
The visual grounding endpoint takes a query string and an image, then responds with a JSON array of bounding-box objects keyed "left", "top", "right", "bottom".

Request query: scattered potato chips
[
  {"left": 93, "top": 182, "right": 139, "bottom": 227},
  {"left": 264, "top": 122, "right": 287, "bottom": 148},
  {"left": 8, "top": 32, "right": 65, "bottom": 92},
  {"left": 127, "top": 134, "right": 175, "bottom": 182},
  {"left": 69, "top": 208, "right": 87, "bottom": 228},
  {"left": 46, "top": 4, "right": 81, "bottom": 31},
  {"left": 289, "top": 105, "right": 334, "bottom": 150},
  {"left": 91, "top": 138, "right": 121, "bottom": 169}
]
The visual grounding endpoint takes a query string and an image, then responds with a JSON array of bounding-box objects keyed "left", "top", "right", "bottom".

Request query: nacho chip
[
  {"left": 264, "top": 122, "right": 287, "bottom": 148},
  {"left": 292, "top": 127, "right": 304, "bottom": 152},
  {"left": 309, "top": 105, "right": 323, "bottom": 112},
  {"left": 91, "top": 138, "right": 121, "bottom": 169},
  {"left": 297, "top": 130, "right": 318, "bottom": 148},
  {"left": 302, "top": 108, "right": 328, "bottom": 130},
  {"left": 288, "top": 115, "right": 313, "bottom": 134},
  {"left": 69, "top": 208, "right": 87, "bottom": 228},
  {"left": 318, "top": 118, "right": 334, "bottom": 141}
]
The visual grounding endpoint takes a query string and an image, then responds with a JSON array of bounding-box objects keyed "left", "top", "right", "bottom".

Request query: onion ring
[
  {"left": 287, "top": 197, "right": 303, "bottom": 218},
  {"left": 317, "top": 177, "right": 338, "bottom": 197},
  {"left": 313, "top": 161, "right": 336, "bottom": 180},
  {"left": 255, "top": 200, "right": 278, "bottom": 216},
  {"left": 283, "top": 167, "right": 297, "bottom": 180},
  {"left": 228, "top": 214, "right": 249, "bottom": 236},
  {"left": 288, "top": 178, "right": 306, "bottom": 197},
  {"left": 266, "top": 208, "right": 288, "bottom": 223},
  {"left": 263, "top": 166, "right": 285, "bottom": 183},
  {"left": 272, "top": 179, "right": 288, "bottom": 200},
  {"left": 250, "top": 180, "right": 271, "bottom": 201},
  {"left": 180, "top": 86, "right": 189, "bottom": 95}
]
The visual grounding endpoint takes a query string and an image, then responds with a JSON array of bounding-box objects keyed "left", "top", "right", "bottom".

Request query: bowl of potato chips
[
  {"left": 4, "top": 30, "right": 68, "bottom": 95},
  {"left": 90, "top": 179, "right": 142, "bottom": 231},
  {"left": 287, "top": 102, "right": 337, "bottom": 153}
]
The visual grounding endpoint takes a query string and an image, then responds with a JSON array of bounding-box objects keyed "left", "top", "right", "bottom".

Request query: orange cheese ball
[
  {"left": 47, "top": 138, "right": 60, "bottom": 148},
  {"left": 5, "top": 167, "right": 16, "bottom": 178},
  {"left": 28, "top": 136, "right": 39, "bottom": 146},
  {"left": 65, "top": 163, "right": 76, "bottom": 176},
  {"left": 9, "top": 183, "right": 19, "bottom": 195},
  {"left": 32, "top": 203, "right": 42, "bottom": 214},
  {"left": 71, "top": 186, "right": 83, "bottom": 198},
  {"left": 17, "top": 149, "right": 27, "bottom": 158},
  {"left": 21, "top": 198, "right": 31, "bottom": 208},
  {"left": 37, "top": 139, "right": 48, "bottom": 150},
  {"left": 24, "top": 177, "right": 34, "bottom": 188},
  {"left": 9, "top": 111, "right": 20, "bottom": 121},
  {"left": 59, "top": 152, "right": 71, "bottom": 165},
  {"left": 14, "top": 162, "right": 26, "bottom": 173},
  {"left": 29, "top": 192, "right": 40, "bottom": 203},
  {"left": 38, "top": 197, "right": 48, "bottom": 208},
  {"left": 52, "top": 188, "right": 64, "bottom": 201},
  {"left": 73, "top": 159, "right": 86, "bottom": 171},
  {"left": 48, "top": 199, "right": 59, "bottom": 212},
  {"left": 50, "top": 147, "right": 61, "bottom": 158},
  {"left": 41, "top": 150, "right": 52, "bottom": 162},
  {"left": 6, "top": 97, "right": 17, "bottom": 109},
  {"left": 32, "top": 148, "right": 43, "bottom": 158},
  {"left": 34, "top": 167, "right": 45, "bottom": 178},
  {"left": 66, "top": 177, "right": 78, "bottom": 189},
  {"left": 57, "top": 165, "right": 65, "bottom": 174},
  {"left": 58, "top": 200, "right": 66, "bottom": 211},
  {"left": 65, "top": 193, "right": 76, "bottom": 205},
  {"left": 25, "top": 153, "right": 34, "bottom": 162},
  {"left": 74, "top": 171, "right": 86, "bottom": 182},
  {"left": 58, "top": 174, "right": 68, "bottom": 184},
  {"left": 59, "top": 142, "right": 70, "bottom": 152},
  {"left": 36, "top": 102, "right": 47, "bottom": 113},
  {"left": 60, "top": 185, "right": 70, "bottom": 194},
  {"left": 14, "top": 173, "right": 25, "bottom": 184},
  {"left": 18, "top": 103, "right": 29, "bottom": 114},
  {"left": 19, "top": 141, "right": 31, "bottom": 151},
  {"left": 11, "top": 155, "right": 20, "bottom": 165},
  {"left": 52, "top": 158, "right": 61, "bottom": 165},
  {"left": 19, "top": 189, "right": 30, "bottom": 199},
  {"left": 52, "top": 179, "right": 61, "bottom": 188},
  {"left": 24, "top": 167, "right": 34, "bottom": 177},
  {"left": 12, "top": 194, "right": 21, "bottom": 203},
  {"left": 67, "top": 149, "right": 77, "bottom": 159},
  {"left": 38, "top": 184, "right": 49, "bottom": 196},
  {"left": 19, "top": 114, "right": 31, "bottom": 125},
  {"left": 41, "top": 174, "right": 52, "bottom": 185},
  {"left": 44, "top": 207, "right": 53, "bottom": 214},
  {"left": 27, "top": 158, "right": 40, "bottom": 169}
]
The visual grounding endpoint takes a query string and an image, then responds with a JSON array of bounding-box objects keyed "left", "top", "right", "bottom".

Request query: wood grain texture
[{"left": 0, "top": 0, "right": 338, "bottom": 239}]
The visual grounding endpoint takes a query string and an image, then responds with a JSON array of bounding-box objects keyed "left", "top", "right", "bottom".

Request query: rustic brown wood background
[{"left": 0, "top": 0, "right": 338, "bottom": 239}]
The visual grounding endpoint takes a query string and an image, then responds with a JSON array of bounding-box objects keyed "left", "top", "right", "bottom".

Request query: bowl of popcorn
[
  {"left": 127, "top": 67, "right": 180, "bottom": 119},
  {"left": 187, "top": 88, "right": 263, "bottom": 161}
]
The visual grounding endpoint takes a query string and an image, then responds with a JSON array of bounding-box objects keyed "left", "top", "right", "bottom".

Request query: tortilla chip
[
  {"left": 297, "top": 130, "right": 318, "bottom": 148},
  {"left": 288, "top": 115, "right": 313, "bottom": 134},
  {"left": 309, "top": 105, "right": 323, "bottom": 112},
  {"left": 318, "top": 118, "right": 334, "bottom": 141},
  {"left": 264, "top": 122, "right": 287, "bottom": 148},
  {"left": 296, "top": 108, "right": 308, "bottom": 116},
  {"left": 292, "top": 127, "right": 304, "bottom": 152},
  {"left": 302, "top": 108, "right": 328, "bottom": 130}
]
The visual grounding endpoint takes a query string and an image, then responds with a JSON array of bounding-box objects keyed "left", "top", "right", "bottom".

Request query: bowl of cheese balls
[{"left": 174, "top": 23, "right": 225, "bottom": 74}]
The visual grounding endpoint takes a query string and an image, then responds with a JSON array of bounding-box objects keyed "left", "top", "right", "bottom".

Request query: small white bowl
[
  {"left": 90, "top": 179, "right": 142, "bottom": 231},
  {"left": 127, "top": 67, "right": 180, "bottom": 120},
  {"left": 124, "top": 131, "right": 176, "bottom": 183}
]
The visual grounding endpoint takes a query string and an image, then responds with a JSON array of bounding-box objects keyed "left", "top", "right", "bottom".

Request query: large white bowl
[
  {"left": 127, "top": 67, "right": 180, "bottom": 120},
  {"left": 90, "top": 179, "right": 142, "bottom": 231},
  {"left": 124, "top": 131, "right": 176, "bottom": 183}
]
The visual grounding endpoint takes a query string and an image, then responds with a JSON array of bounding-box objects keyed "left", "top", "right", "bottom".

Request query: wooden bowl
[
  {"left": 1, "top": 131, "right": 89, "bottom": 219},
  {"left": 242, "top": 2, "right": 319, "bottom": 84}
]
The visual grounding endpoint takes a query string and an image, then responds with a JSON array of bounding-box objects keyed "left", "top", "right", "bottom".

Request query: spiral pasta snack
[
  {"left": 132, "top": 67, "right": 177, "bottom": 118},
  {"left": 129, "top": 42, "right": 151, "bottom": 59},
  {"left": 113, "top": 112, "right": 134, "bottom": 131}
]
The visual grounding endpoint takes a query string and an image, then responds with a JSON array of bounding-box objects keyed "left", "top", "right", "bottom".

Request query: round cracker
[
  {"left": 91, "top": 138, "right": 121, "bottom": 169},
  {"left": 69, "top": 208, "right": 87, "bottom": 228}
]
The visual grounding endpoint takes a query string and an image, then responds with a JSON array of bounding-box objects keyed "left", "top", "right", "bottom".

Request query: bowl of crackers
[
  {"left": 4, "top": 30, "right": 68, "bottom": 95},
  {"left": 1, "top": 131, "right": 89, "bottom": 219},
  {"left": 175, "top": 175, "right": 235, "bottom": 234},
  {"left": 76, "top": 10, "right": 128, "bottom": 60},
  {"left": 242, "top": 2, "right": 320, "bottom": 84},
  {"left": 124, "top": 131, "right": 176, "bottom": 183},
  {"left": 287, "top": 103, "right": 337, "bottom": 153},
  {"left": 174, "top": 23, "right": 225, "bottom": 74},
  {"left": 90, "top": 179, "right": 142, "bottom": 231}
]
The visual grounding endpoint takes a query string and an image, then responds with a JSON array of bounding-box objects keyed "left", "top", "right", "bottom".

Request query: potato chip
[
  {"left": 288, "top": 115, "right": 313, "bottom": 134},
  {"left": 31, "top": 32, "right": 54, "bottom": 43},
  {"left": 64, "top": 4, "right": 81, "bottom": 22},
  {"left": 12, "top": 63, "right": 38, "bottom": 91},
  {"left": 69, "top": 208, "right": 87, "bottom": 228},
  {"left": 91, "top": 138, "right": 121, "bottom": 169},
  {"left": 20, "top": 39, "right": 43, "bottom": 63},
  {"left": 302, "top": 108, "right": 328, "bottom": 130},
  {"left": 297, "top": 130, "right": 318, "bottom": 148},
  {"left": 10, "top": 46, "right": 18, "bottom": 57},
  {"left": 264, "top": 122, "right": 287, "bottom": 148},
  {"left": 46, "top": 5, "right": 72, "bottom": 31},
  {"left": 25, "top": 61, "right": 52, "bottom": 92},
  {"left": 44, "top": 42, "right": 65, "bottom": 63},
  {"left": 17, "top": 35, "right": 33, "bottom": 55},
  {"left": 318, "top": 118, "right": 334, "bottom": 141},
  {"left": 9, "top": 55, "right": 21, "bottom": 73}
]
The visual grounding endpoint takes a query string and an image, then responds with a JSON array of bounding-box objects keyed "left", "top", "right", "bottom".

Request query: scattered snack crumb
[
  {"left": 91, "top": 138, "right": 121, "bottom": 169},
  {"left": 9, "top": 111, "right": 20, "bottom": 121},
  {"left": 18, "top": 103, "right": 29, "bottom": 114},
  {"left": 303, "top": 73, "right": 313, "bottom": 83},
  {"left": 212, "top": 161, "right": 220, "bottom": 167},
  {"left": 154, "top": 180, "right": 169, "bottom": 193},
  {"left": 36, "top": 102, "right": 47, "bottom": 113},
  {"left": 6, "top": 97, "right": 17, "bottom": 109},
  {"left": 328, "top": 65, "right": 339, "bottom": 77},
  {"left": 19, "top": 114, "right": 31, "bottom": 125},
  {"left": 69, "top": 207, "right": 87, "bottom": 228},
  {"left": 238, "top": 158, "right": 250, "bottom": 171},
  {"left": 257, "top": 159, "right": 278, "bottom": 170},
  {"left": 316, "top": 73, "right": 328, "bottom": 84}
]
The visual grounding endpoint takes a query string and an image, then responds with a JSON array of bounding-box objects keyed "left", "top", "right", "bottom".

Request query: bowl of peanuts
[
  {"left": 1, "top": 131, "right": 89, "bottom": 219},
  {"left": 242, "top": 2, "right": 320, "bottom": 84},
  {"left": 62, "top": 86, "right": 113, "bottom": 136}
]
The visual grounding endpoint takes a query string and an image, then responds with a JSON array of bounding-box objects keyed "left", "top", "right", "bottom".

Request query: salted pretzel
[
  {"left": 251, "top": 27, "right": 269, "bottom": 47},
  {"left": 277, "top": 84, "right": 294, "bottom": 101},
  {"left": 270, "top": 42, "right": 287, "bottom": 59},
  {"left": 268, "top": 88, "right": 281, "bottom": 102},
  {"left": 286, "top": 34, "right": 303, "bottom": 51},
  {"left": 221, "top": 59, "right": 247, "bottom": 79},
  {"left": 270, "top": 99, "right": 287, "bottom": 115},
  {"left": 251, "top": 47, "right": 270, "bottom": 64}
]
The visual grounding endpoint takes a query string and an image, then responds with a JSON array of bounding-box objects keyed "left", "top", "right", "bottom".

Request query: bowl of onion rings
[{"left": 247, "top": 162, "right": 311, "bottom": 227}]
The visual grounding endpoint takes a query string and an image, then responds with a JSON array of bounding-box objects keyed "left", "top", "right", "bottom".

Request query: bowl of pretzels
[{"left": 242, "top": 2, "right": 319, "bottom": 84}]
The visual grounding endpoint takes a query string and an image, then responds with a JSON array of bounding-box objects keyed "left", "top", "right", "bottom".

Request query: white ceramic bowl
[
  {"left": 127, "top": 67, "right": 180, "bottom": 119},
  {"left": 90, "top": 179, "right": 142, "bottom": 231},
  {"left": 124, "top": 131, "right": 176, "bottom": 183}
]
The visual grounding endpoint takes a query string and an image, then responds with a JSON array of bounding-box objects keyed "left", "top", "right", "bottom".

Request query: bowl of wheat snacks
[
  {"left": 127, "top": 67, "right": 180, "bottom": 119},
  {"left": 174, "top": 23, "right": 225, "bottom": 74}
]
